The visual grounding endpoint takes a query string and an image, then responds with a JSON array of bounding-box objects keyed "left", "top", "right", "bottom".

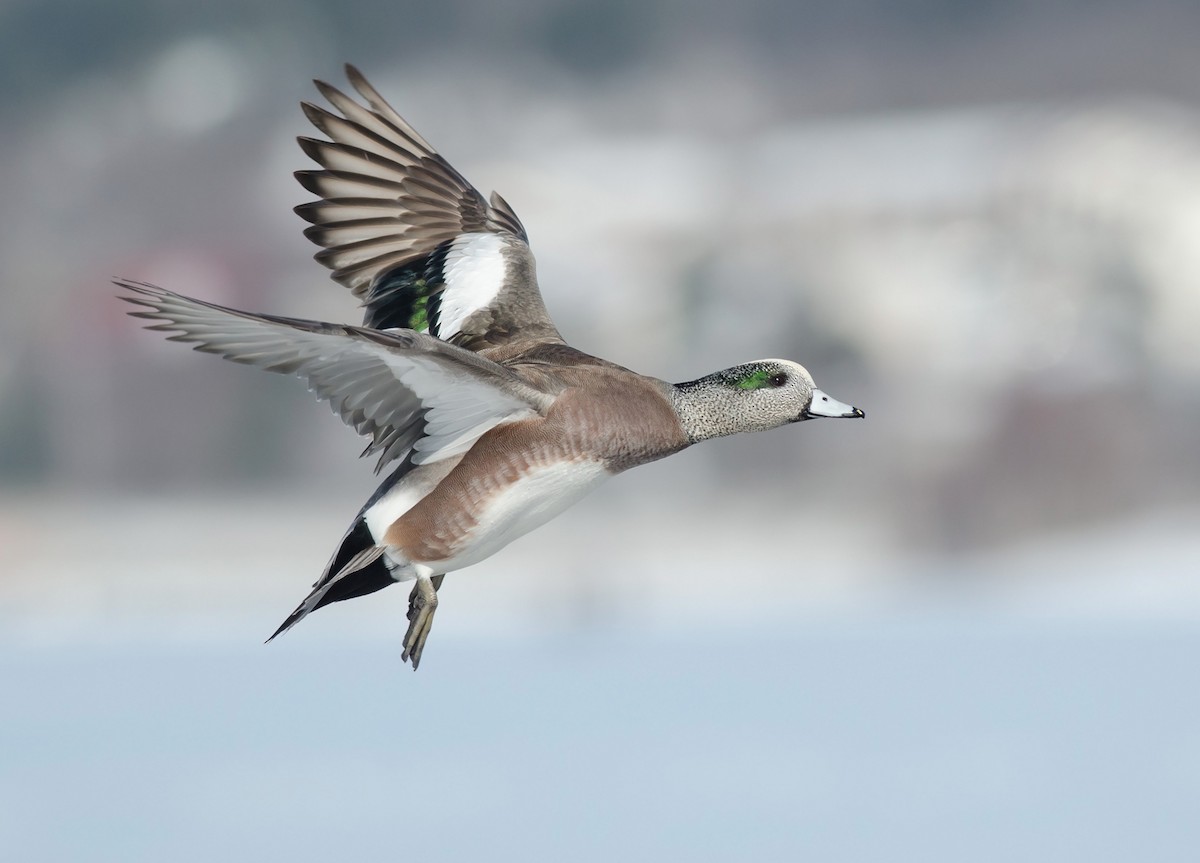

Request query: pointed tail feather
[{"left": 267, "top": 526, "right": 394, "bottom": 641}]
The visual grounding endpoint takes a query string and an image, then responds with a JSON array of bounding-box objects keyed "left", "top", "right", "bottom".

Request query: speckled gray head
[{"left": 671, "top": 358, "right": 863, "bottom": 443}]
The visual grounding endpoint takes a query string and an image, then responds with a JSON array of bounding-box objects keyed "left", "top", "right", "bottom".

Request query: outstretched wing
[
  {"left": 117, "top": 280, "right": 554, "bottom": 471},
  {"left": 294, "top": 64, "right": 563, "bottom": 351}
]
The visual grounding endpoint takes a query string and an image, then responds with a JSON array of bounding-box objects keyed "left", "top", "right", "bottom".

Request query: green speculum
[{"left": 409, "top": 287, "right": 429, "bottom": 331}]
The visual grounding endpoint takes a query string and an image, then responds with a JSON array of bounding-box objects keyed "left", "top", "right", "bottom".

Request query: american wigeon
[{"left": 119, "top": 66, "right": 863, "bottom": 669}]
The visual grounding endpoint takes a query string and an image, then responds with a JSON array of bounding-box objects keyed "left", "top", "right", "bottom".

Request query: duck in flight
[{"left": 119, "top": 65, "right": 864, "bottom": 669}]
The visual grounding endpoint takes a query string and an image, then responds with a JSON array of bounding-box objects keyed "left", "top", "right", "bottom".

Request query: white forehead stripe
[{"left": 438, "top": 232, "right": 507, "bottom": 339}]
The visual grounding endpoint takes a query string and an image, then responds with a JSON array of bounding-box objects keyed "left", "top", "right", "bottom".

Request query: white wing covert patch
[{"left": 436, "top": 232, "right": 508, "bottom": 341}]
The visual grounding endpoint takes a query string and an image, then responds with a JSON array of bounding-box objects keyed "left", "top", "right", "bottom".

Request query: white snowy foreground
[{"left": 1, "top": 495, "right": 1198, "bottom": 862}]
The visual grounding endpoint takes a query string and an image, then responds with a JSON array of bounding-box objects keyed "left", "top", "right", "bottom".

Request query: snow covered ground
[{"left": 2, "top": 495, "right": 1198, "bottom": 861}]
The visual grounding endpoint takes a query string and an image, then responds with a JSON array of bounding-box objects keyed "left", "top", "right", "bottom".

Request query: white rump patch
[
  {"left": 364, "top": 482, "right": 427, "bottom": 545},
  {"left": 438, "top": 232, "right": 507, "bottom": 339}
]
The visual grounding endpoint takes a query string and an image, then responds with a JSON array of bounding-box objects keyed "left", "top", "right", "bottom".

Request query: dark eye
[{"left": 769, "top": 373, "right": 788, "bottom": 387}]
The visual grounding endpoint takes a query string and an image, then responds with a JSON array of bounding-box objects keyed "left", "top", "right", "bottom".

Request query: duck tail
[{"left": 266, "top": 518, "right": 395, "bottom": 641}]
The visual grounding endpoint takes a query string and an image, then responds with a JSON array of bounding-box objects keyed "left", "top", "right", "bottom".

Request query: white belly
[{"left": 433, "top": 459, "right": 610, "bottom": 572}]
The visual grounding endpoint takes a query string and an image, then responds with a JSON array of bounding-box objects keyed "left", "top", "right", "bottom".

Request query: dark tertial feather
[{"left": 363, "top": 239, "right": 452, "bottom": 333}]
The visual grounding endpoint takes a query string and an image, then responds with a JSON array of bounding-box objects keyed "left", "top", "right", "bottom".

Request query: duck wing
[
  {"left": 294, "top": 65, "right": 564, "bottom": 352},
  {"left": 118, "top": 279, "right": 553, "bottom": 472}
]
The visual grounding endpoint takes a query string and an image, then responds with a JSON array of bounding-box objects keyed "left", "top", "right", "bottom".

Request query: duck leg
[{"left": 401, "top": 573, "right": 444, "bottom": 670}]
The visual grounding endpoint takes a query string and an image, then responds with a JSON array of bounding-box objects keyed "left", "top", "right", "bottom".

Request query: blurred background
[{"left": 2, "top": 0, "right": 1199, "bottom": 860}]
